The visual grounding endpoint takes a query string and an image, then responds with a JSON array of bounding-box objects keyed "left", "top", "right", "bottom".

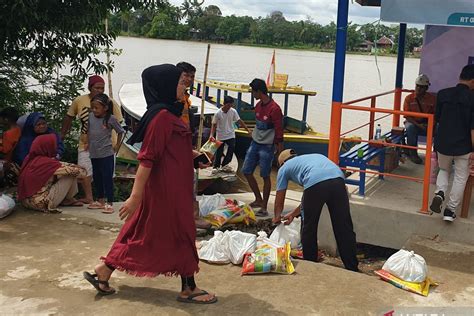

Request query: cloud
[{"left": 168, "top": 0, "right": 382, "bottom": 25}]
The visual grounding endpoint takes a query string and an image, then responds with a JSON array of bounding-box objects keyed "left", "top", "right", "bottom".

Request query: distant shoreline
[{"left": 114, "top": 34, "right": 420, "bottom": 59}]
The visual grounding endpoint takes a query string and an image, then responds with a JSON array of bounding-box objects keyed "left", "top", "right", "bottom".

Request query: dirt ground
[{"left": 2, "top": 208, "right": 474, "bottom": 315}]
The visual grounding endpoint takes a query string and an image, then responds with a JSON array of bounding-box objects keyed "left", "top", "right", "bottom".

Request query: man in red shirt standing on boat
[
  {"left": 403, "top": 74, "right": 436, "bottom": 164},
  {"left": 242, "top": 78, "right": 284, "bottom": 216}
]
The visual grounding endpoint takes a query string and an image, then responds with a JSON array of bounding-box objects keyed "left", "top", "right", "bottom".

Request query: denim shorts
[{"left": 241, "top": 141, "right": 274, "bottom": 178}]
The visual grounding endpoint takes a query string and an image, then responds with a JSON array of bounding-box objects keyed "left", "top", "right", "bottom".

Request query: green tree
[
  {"left": 195, "top": 5, "right": 223, "bottom": 39},
  {"left": 346, "top": 23, "right": 363, "bottom": 51},
  {"left": 0, "top": 0, "right": 162, "bottom": 160},
  {"left": 146, "top": 5, "right": 183, "bottom": 39},
  {"left": 180, "top": 0, "right": 205, "bottom": 28},
  {"left": 216, "top": 15, "right": 252, "bottom": 43}
]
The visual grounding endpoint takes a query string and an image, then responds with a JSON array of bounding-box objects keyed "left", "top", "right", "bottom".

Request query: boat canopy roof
[
  {"left": 119, "top": 83, "right": 219, "bottom": 120},
  {"left": 369, "top": 0, "right": 474, "bottom": 27},
  {"left": 194, "top": 79, "right": 317, "bottom": 96}
]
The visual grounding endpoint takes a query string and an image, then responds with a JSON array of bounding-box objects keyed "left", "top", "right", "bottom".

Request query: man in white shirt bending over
[{"left": 210, "top": 96, "right": 251, "bottom": 174}]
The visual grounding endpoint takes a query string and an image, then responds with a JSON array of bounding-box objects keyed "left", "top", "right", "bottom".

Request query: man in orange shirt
[
  {"left": 176, "top": 61, "right": 211, "bottom": 229},
  {"left": 176, "top": 62, "right": 196, "bottom": 130},
  {"left": 403, "top": 74, "right": 436, "bottom": 164}
]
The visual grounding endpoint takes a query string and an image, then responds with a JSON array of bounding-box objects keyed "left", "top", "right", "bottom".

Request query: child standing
[
  {"left": 210, "top": 96, "right": 250, "bottom": 174},
  {"left": 86, "top": 93, "right": 125, "bottom": 214}
]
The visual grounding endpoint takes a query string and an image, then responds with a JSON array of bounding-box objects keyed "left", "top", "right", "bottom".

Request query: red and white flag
[{"left": 266, "top": 50, "right": 275, "bottom": 87}]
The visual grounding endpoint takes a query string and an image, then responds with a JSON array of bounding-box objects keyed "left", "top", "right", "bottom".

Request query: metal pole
[
  {"left": 393, "top": 23, "right": 407, "bottom": 127},
  {"left": 369, "top": 97, "right": 376, "bottom": 140},
  {"left": 420, "top": 114, "right": 434, "bottom": 214},
  {"left": 328, "top": 0, "right": 349, "bottom": 162}
]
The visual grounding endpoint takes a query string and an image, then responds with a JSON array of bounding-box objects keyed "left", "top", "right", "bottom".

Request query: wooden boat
[
  {"left": 191, "top": 79, "right": 360, "bottom": 158},
  {"left": 117, "top": 83, "right": 238, "bottom": 193}
]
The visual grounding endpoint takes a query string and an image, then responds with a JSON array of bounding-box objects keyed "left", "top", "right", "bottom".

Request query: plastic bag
[
  {"left": 199, "top": 194, "right": 227, "bottom": 217},
  {"left": 227, "top": 231, "right": 257, "bottom": 265},
  {"left": 198, "top": 231, "right": 230, "bottom": 264},
  {"left": 0, "top": 194, "right": 15, "bottom": 219},
  {"left": 200, "top": 138, "right": 222, "bottom": 160},
  {"left": 382, "top": 249, "right": 427, "bottom": 283},
  {"left": 269, "top": 218, "right": 301, "bottom": 249},
  {"left": 375, "top": 269, "right": 438, "bottom": 297},
  {"left": 198, "top": 230, "right": 256, "bottom": 265},
  {"left": 241, "top": 241, "right": 295, "bottom": 275}
]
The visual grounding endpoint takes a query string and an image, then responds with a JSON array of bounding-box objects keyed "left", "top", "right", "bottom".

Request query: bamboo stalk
[
  {"left": 105, "top": 17, "right": 113, "bottom": 98},
  {"left": 197, "top": 44, "right": 211, "bottom": 149},
  {"left": 194, "top": 44, "right": 211, "bottom": 197}
]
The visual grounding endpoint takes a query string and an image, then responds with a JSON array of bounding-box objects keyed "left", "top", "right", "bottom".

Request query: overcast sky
[{"left": 168, "top": 0, "right": 383, "bottom": 25}]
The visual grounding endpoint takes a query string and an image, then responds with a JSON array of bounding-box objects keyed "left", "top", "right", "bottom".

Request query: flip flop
[
  {"left": 255, "top": 209, "right": 269, "bottom": 217},
  {"left": 87, "top": 201, "right": 105, "bottom": 209},
  {"left": 83, "top": 271, "right": 116, "bottom": 295},
  {"left": 177, "top": 290, "right": 217, "bottom": 304},
  {"left": 102, "top": 204, "right": 114, "bottom": 214}
]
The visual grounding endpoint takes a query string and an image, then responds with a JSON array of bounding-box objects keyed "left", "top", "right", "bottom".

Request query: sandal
[
  {"left": 83, "top": 271, "right": 116, "bottom": 295},
  {"left": 255, "top": 209, "right": 269, "bottom": 217},
  {"left": 177, "top": 290, "right": 217, "bottom": 304},
  {"left": 87, "top": 201, "right": 105, "bottom": 209},
  {"left": 102, "top": 204, "right": 114, "bottom": 214}
]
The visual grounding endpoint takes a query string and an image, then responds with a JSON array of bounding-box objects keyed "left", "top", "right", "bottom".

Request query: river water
[{"left": 108, "top": 36, "right": 421, "bottom": 136}]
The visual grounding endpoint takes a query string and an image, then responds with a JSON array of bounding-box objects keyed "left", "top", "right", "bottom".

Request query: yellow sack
[
  {"left": 375, "top": 269, "right": 438, "bottom": 297},
  {"left": 200, "top": 139, "right": 222, "bottom": 160},
  {"left": 241, "top": 242, "right": 295, "bottom": 275},
  {"left": 227, "top": 203, "right": 256, "bottom": 225}
]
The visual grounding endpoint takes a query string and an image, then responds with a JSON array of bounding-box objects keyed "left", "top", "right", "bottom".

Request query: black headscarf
[{"left": 127, "top": 64, "right": 184, "bottom": 145}]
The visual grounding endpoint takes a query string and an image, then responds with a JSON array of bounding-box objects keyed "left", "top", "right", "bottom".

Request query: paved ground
[{"left": 1, "top": 207, "right": 474, "bottom": 315}]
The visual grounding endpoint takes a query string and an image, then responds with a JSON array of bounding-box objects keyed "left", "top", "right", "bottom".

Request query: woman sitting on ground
[
  {"left": 17, "top": 134, "right": 86, "bottom": 212},
  {"left": 13, "top": 112, "right": 64, "bottom": 166}
]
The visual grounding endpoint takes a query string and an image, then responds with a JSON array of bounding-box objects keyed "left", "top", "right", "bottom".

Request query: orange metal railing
[{"left": 332, "top": 89, "right": 434, "bottom": 214}]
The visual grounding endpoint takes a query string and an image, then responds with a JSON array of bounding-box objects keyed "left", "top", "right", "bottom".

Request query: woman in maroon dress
[{"left": 84, "top": 64, "right": 216, "bottom": 304}]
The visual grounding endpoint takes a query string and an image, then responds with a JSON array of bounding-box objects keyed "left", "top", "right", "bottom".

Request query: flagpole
[{"left": 273, "top": 49, "right": 276, "bottom": 86}]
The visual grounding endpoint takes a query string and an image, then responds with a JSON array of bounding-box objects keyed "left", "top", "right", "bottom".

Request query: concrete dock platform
[{"left": 1, "top": 209, "right": 474, "bottom": 314}]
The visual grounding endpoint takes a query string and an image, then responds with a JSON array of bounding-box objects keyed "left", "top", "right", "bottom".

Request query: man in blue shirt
[{"left": 272, "top": 149, "right": 358, "bottom": 272}]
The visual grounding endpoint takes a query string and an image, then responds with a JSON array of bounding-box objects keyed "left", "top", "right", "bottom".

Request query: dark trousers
[
  {"left": 213, "top": 138, "right": 235, "bottom": 168},
  {"left": 91, "top": 155, "right": 115, "bottom": 203},
  {"left": 302, "top": 178, "right": 359, "bottom": 271}
]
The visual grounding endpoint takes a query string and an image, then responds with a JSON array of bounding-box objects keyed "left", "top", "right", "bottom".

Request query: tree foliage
[
  {"left": 0, "top": 0, "right": 163, "bottom": 161},
  {"left": 109, "top": 3, "right": 423, "bottom": 53}
]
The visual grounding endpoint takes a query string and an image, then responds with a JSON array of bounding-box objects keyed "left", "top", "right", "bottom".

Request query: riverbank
[{"left": 113, "top": 34, "right": 420, "bottom": 59}]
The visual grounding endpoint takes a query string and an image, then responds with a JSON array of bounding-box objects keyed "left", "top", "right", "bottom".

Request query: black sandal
[
  {"left": 177, "top": 290, "right": 218, "bottom": 304},
  {"left": 83, "top": 271, "right": 116, "bottom": 295}
]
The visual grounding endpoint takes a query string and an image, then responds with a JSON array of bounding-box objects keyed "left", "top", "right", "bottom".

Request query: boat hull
[{"left": 234, "top": 130, "right": 359, "bottom": 158}]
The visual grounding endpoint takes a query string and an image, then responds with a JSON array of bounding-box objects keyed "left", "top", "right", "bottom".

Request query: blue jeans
[
  {"left": 91, "top": 155, "right": 115, "bottom": 203},
  {"left": 404, "top": 121, "right": 427, "bottom": 147},
  {"left": 242, "top": 141, "right": 274, "bottom": 178}
]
